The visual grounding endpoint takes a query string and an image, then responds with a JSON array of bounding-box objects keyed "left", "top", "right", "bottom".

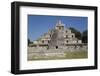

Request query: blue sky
[{"left": 28, "top": 15, "right": 87, "bottom": 41}]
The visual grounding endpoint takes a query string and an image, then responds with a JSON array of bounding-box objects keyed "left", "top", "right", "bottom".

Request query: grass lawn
[
  {"left": 64, "top": 50, "right": 88, "bottom": 59},
  {"left": 28, "top": 50, "right": 88, "bottom": 61}
]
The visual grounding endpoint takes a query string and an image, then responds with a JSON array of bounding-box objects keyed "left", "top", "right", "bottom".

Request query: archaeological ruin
[
  {"left": 30, "top": 20, "right": 87, "bottom": 50},
  {"left": 28, "top": 20, "right": 87, "bottom": 60}
]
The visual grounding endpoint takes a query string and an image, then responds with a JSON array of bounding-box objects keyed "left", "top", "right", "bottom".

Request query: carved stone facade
[{"left": 32, "top": 20, "right": 83, "bottom": 49}]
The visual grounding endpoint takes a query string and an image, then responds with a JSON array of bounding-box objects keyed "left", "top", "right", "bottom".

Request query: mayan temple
[
  {"left": 28, "top": 20, "right": 87, "bottom": 60},
  {"left": 32, "top": 20, "right": 83, "bottom": 49}
]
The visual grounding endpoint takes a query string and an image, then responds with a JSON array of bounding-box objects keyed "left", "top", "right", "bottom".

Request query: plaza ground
[{"left": 28, "top": 47, "right": 88, "bottom": 61}]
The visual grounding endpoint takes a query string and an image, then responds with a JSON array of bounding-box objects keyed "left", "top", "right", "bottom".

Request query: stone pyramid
[{"left": 48, "top": 20, "right": 65, "bottom": 49}]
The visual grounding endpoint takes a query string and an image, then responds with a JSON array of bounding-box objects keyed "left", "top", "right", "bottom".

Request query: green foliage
[
  {"left": 28, "top": 38, "right": 33, "bottom": 46},
  {"left": 69, "top": 27, "right": 87, "bottom": 43},
  {"left": 82, "top": 30, "right": 88, "bottom": 43},
  {"left": 69, "top": 27, "right": 82, "bottom": 39},
  {"left": 28, "top": 39, "right": 30, "bottom": 46}
]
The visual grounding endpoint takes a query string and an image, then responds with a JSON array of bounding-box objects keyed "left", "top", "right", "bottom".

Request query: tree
[
  {"left": 82, "top": 30, "right": 88, "bottom": 43},
  {"left": 28, "top": 38, "right": 30, "bottom": 46},
  {"left": 69, "top": 27, "right": 82, "bottom": 40}
]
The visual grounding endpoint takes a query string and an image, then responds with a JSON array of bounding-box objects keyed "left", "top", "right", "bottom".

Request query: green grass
[
  {"left": 64, "top": 51, "right": 88, "bottom": 59},
  {"left": 28, "top": 50, "right": 88, "bottom": 61}
]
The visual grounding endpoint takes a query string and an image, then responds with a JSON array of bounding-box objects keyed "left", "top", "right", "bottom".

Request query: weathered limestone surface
[{"left": 49, "top": 29, "right": 65, "bottom": 49}]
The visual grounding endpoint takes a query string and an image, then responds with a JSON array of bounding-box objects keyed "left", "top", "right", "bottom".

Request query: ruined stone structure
[
  {"left": 31, "top": 20, "right": 87, "bottom": 50},
  {"left": 28, "top": 20, "right": 88, "bottom": 60}
]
